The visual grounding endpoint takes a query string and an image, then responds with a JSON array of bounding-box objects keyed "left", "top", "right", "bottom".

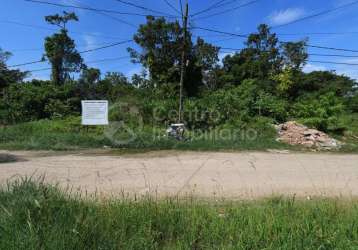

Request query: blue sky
[{"left": 1, "top": 0, "right": 358, "bottom": 80}]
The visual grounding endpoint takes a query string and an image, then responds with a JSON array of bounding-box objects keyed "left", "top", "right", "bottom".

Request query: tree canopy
[{"left": 44, "top": 12, "right": 84, "bottom": 85}]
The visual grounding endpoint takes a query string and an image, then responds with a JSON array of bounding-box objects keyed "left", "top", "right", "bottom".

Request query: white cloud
[
  {"left": 218, "top": 51, "right": 234, "bottom": 64},
  {"left": 269, "top": 8, "right": 306, "bottom": 26},
  {"left": 303, "top": 63, "right": 327, "bottom": 73},
  {"left": 125, "top": 65, "right": 143, "bottom": 79}
]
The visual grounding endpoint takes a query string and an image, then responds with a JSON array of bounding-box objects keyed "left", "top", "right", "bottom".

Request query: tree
[
  {"left": 245, "top": 24, "right": 282, "bottom": 76},
  {"left": 128, "top": 16, "right": 219, "bottom": 96},
  {"left": 45, "top": 11, "right": 78, "bottom": 29},
  {"left": 281, "top": 40, "right": 308, "bottom": 70},
  {"left": 128, "top": 16, "right": 183, "bottom": 83},
  {"left": 220, "top": 24, "right": 282, "bottom": 86},
  {"left": 104, "top": 72, "right": 128, "bottom": 85},
  {"left": 44, "top": 12, "right": 84, "bottom": 85},
  {"left": 193, "top": 37, "right": 219, "bottom": 71},
  {"left": 0, "top": 48, "right": 28, "bottom": 91},
  {"left": 79, "top": 68, "right": 101, "bottom": 84}
]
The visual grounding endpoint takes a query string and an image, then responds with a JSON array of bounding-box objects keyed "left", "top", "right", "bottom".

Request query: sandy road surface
[{"left": 0, "top": 150, "right": 358, "bottom": 198}]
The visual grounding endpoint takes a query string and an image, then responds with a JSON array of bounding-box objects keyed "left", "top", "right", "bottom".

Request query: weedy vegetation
[{"left": 1, "top": 179, "right": 358, "bottom": 249}]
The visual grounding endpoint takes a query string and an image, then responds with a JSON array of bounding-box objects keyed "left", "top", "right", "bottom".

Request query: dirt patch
[{"left": 0, "top": 151, "right": 358, "bottom": 198}]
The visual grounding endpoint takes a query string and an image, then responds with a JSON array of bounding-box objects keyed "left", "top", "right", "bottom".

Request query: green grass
[
  {"left": 0, "top": 118, "right": 111, "bottom": 150},
  {"left": 0, "top": 117, "right": 289, "bottom": 151},
  {"left": 1, "top": 179, "right": 358, "bottom": 249},
  {"left": 332, "top": 113, "right": 358, "bottom": 153}
]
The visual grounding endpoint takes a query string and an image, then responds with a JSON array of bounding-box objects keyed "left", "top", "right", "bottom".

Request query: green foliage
[
  {"left": 292, "top": 92, "right": 345, "bottom": 131},
  {"left": 128, "top": 16, "right": 219, "bottom": 96},
  {"left": 0, "top": 48, "right": 28, "bottom": 90},
  {"left": 45, "top": 11, "right": 78, "bottom": 29},
  {"left": 183, "top": 79, "right": 288, "bottom": 129},
  {"left": 2, "top": 180, "right": 358, "bottom": 249},
  {"left": 281, "top": 40, "right": 308, "bottom": 70},
  {"left": 292, "top": 71, "right": 355, "bottom": 98},
  {"left": 221, "top": 24, "right": 283, "bottom": 86},
  {"left": 1, "top": 82, "right": 80, "bottom": 124},
  {"left": 44, "top": 12, "right": 84, "bottom": 85},
  {"left": 1, "top": 14, "right": 358, "bottom": 152},
  {"left": 79, "top": 67, "right": 101, "bottom": 84},
  {"left": 270, "top": 67, "right": 294, "bottom": 94},
  {"left": 0, "top": 117, "right": 108, "bottom": 150},
  {"left": 348, "top": 92, "right": 358, "bottom": 113}
]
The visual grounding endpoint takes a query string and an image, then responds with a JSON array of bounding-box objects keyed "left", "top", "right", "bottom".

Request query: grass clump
[
  {"left": 1, "top": 179, "right": 358, "bottom": 249},
  {"left": 0, "top": 117, "right": 289, "bottom": 151}
]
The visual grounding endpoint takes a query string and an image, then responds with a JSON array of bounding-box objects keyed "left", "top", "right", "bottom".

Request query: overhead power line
[
  {"left": 191, "top": 0, "right": 230, "bottom": 17},
  {"left": 309, "top": 53, "right": 358, "bottom": 58},
  {"left": 304, "top": 44, "right": 358, "bottom": 53},
  {"left": 24, "top": 0, "right": 176, "bottom": 19},
  {"left": 9, "top": 42, "right": 119, "bottom": 53},
  {"left": 192, "top": 0, "right": 261, "bottom": 21},
  {"left": 8, "top": 39, "right": 133, "bottom": 68},
  {"left": 195, "top": 26, "right": 358, "bottom": 53},
  {"left": 271, "top": 0, "right": 358, "bottom": 29},
  {"left": 27, "top": 56, "right": 131, "bottom": 73},
  {"left": 179, "top": 0, "right": 184, "bottom": 17},
  {"left": 0, "top": 20, "right": 128, "bottom": 40},
  {"left": 113, "top": 0, "right": 177, "bottom": 17},
  {"left": 8, "top": 59, "right": 46, "bottom": 68},
  {"left": 193, "top": 26, "right": 248, "bottom": 38},
  {"left": 219, "top": 47, "right": 358, "bottom": 58},
  {"left": 71, "top": 0, "right": 138, "bottom": 28},
  {"left": 79, "top": 39, "right": 133, "bottom": 54},
  {"left": 276, "top": 31, "right": 358, "bottom": 36},
  {"left": 308, "top": 60, "right": 358, "bottom": 66},
  {"left": 162, "top": 0, "right": 181, "bottom": 15}
]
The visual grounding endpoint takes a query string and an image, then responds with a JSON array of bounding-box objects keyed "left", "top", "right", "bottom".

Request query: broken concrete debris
[{"left": 275, "top": 121, "right": 342, "bottom": 150}]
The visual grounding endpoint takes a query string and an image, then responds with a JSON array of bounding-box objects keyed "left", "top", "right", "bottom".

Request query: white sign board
[{"left": 81, "top": 100, "right": 109, "bottom": 125}]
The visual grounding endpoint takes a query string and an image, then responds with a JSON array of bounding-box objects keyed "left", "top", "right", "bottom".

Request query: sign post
[{"left": 81, "top": 100, "right": 109, "bottom": 126}]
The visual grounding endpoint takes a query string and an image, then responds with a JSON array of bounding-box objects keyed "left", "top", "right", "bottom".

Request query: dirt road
[{"left": 0, "top": 150, "right": 357, "bottom": 198}]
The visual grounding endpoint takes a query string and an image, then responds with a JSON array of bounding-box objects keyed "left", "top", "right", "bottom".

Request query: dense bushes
[
  {"left": 0, "top": 78, "right": 139, "bottom": 125},
  {"left": 291, "top": 92, "right": 345, "bottom": 131},
  {"left": 0, "top": 81, "right": 80, "bottom": 124}
]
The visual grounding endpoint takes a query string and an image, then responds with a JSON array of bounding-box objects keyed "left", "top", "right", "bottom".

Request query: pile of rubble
[{"left": 275, "top": 121, "right": 342, "bottom": 150}]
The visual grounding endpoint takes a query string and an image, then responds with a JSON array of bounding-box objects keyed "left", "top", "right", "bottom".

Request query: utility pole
[{"left": 178, "top": 1, "right": 188, "bottom": 123}]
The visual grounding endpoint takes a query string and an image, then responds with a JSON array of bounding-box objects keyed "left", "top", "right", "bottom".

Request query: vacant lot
[{"left": 1, "top": 150, "right": 357, "bottom": 198}]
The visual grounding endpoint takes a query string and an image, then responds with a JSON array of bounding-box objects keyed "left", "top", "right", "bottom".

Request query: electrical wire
[
  {"left": 308, "top": 53, "right": 358, "bottom": 58},
  {"left": 26, "top": 56, "right": 131, "bottom": 73},
  {"left": 194, "top": 26, "right": 358, "bottom": 53},
  {"left": 0, "top": 20, "right": 129, "bottom": 40},
  {"left": 308, "top": 60, "right": 358, "bottom": 66},
  {"left": 162, "top": 0, "right": 181, "bottom": 15},
  {"left": 113, "top": 0, "right": 177, "bottom": 17},
  {"left": 192, "top": 0, "right": 261, "bottom": 21},
  {"left": 191, "top": 0, "right": 229, "bottom": 17},
  {"left": 8, "top": 40, "right": 133, "bottom": 68},
  {"left": 65, "top": 0, "right": 137, "bottom": 28},
  {"left": 271, "top": 0, "right": 358, "bottom": 29},
  {"left": 179, "top": 0, "right": 183, "bottom": 17},
  {"left": 24, "top": 0, "right": 175, "bottom": 18},
  {"left": 304, "top": 44, "right": 358, "bottom": 53},
  {"left": 193, "top": 26, "right": 248, "bottom": 38}
]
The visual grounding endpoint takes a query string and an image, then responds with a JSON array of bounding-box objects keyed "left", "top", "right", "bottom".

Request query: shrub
[
  {"left": 291, "top": 92, "right": 345, "bottom": 131},
  {"left": 183, "top": 79, "right": 288, "bottom": 129},
  {"left": 1, "top": 82, "right": 80, "bottom": 124}
]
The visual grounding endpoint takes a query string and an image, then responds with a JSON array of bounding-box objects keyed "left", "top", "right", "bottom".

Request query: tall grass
[
  {"left": 1, "top": 179, "right": 358, "bottom": 249},
  {"left": 0, "top": 118, "right": 288, "bottom": 151}
]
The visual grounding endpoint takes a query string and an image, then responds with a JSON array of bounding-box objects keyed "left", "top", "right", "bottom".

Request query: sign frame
[{"left": 81, "top": 100, "right": 109, "bottom": 126}]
